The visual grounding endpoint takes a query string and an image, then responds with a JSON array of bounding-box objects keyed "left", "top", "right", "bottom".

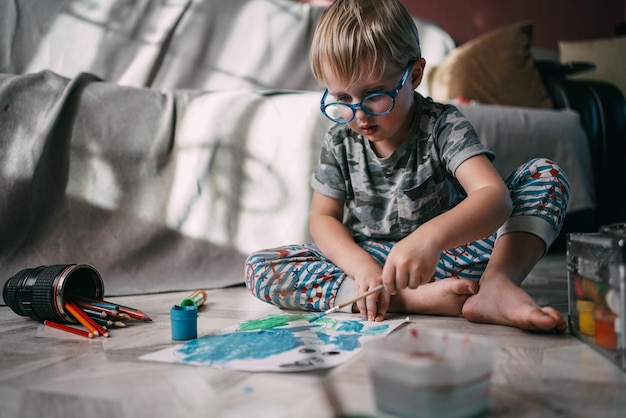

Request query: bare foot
[
  {"left": 462, "top": 275, "right": 567, "bottom": 332},
  {"left": 390, "top": 278, "right": 479, "bottom": 316}
]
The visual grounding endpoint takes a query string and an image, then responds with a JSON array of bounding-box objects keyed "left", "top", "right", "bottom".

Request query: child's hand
[
  {"left": 353, "top": 271, "right": 389, "bottom": 322},
  {"left": 382, "top": 237, "right": 440, "bottom": 295}
]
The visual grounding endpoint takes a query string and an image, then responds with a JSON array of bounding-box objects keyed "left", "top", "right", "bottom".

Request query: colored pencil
[
  {"left": 75, "top": 299, "right": 119, "bottom": 312},
  {"left": 76, "top": 299, "right": 119, "bottom": 310},
  {"left": 44, "top": 320, "right": 94, "bottom": 339},
  {"left": 104, "top": 300, "right": 151, "bottom": 321},
  {"left": 76, "top": 301, "right": 120, "bottom": 318},
  {"left": 90, "top": 318, "right": 125, "bottom": 328},
  {"left": 92, "top": 317, "right": 113, "bottom": 327},
  {"left": 308, "top": 284, "right": 385, "bottom": 322},
  {"left": 69, "top": 301, "right": 109, "bottom": 338},
  {"left": 71, "top": 295, "right": 151, "bottom": 321},
  {"left": 110, "top": 311, "right": 129, "bottom": 320},
  {"left": 64, "top": 302, "right": 101, "bottom": 337},
  {"left": 79, "top": 306, "right": 109, "bottom": 319},
  {"left": 117, "top": 306, "right": 151, "bottom": 321}
]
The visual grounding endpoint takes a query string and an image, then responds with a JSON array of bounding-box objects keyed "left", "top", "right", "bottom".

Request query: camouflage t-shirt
[{"left": 310, "top": 94, "right": 495, "bottom": 242}]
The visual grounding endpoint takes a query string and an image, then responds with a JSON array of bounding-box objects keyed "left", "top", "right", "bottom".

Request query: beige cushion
[
  {"left": 559, "top": 36, "right": 626, "bottom": 98},
  {"left": 428, "top": 21, "right": 553, "bottom": 109}
]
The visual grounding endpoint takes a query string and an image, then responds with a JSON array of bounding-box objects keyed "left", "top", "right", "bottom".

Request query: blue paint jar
[{"left": 170, "top": 305, "right": 198, "bottom": 340}]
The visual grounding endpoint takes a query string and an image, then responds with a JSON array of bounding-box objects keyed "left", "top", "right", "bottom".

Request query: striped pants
[{"left": 245, "top": 158, "right": 570, "bottom": 311}]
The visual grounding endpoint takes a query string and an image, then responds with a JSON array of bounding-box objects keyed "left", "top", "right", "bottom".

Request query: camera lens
[{"left": 3, "top": 264, "right": 104, "bottom": 322}]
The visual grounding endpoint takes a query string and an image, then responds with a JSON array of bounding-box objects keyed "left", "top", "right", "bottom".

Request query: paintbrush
[{"left": 308, "top": 284, "right": 385, "bottom": 322}]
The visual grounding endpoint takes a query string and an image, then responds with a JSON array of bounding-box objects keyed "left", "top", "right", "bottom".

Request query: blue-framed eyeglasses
[{"left": 320, "top": 61, "right": 414, "bottom": 124}]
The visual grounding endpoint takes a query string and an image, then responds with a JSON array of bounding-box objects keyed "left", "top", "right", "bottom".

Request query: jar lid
[{"left": 170, "top": 304, "right": 198, "bottom": 319}]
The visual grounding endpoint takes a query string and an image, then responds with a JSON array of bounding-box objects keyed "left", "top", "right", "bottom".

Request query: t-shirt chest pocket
[{"left": 395, "top": 177, "right": 442, "bottom": 234}]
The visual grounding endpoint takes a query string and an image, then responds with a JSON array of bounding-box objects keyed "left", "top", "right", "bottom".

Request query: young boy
[{"left": 245, "top": 0, "right": 570, "bottom": 332}]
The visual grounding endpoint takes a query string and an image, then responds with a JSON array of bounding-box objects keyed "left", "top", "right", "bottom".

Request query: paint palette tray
[{"left": 567, "top": 224, "right": 626, "bottom": 371}]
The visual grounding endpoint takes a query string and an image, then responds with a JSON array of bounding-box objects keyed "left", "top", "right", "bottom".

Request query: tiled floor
[{"left": 1, "top": 253, "right": 625, "bottom": 418}]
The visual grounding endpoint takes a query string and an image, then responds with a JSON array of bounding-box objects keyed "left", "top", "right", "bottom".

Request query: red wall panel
[{"left": 401, "top": 0, "right": 624, "bottom": 50}]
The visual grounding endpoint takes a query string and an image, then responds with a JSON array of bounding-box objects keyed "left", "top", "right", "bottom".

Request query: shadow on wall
[
  {"left": 0, "top": 0, "right": 325, "bottom": 91},
  {"left": 0, "top": 69, "right": 324, "bottom": 299}
]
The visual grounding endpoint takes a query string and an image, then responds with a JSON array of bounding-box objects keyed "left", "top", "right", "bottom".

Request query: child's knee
[
  {"left": 527, "top": 158, "right": 570, "bottom": 189},
  {"left": 503, "top": 158, "right": 571, "bottom": 241},
  {"left": 509, "top": 158, "right": 570, "bottom": 206}
]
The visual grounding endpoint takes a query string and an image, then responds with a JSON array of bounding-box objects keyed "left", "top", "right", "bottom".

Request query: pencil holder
[
  {"left": 170, "top": 305, "right": 198, "bottom": 340},
  {"left": 3, "top": 264, "right": 104, "bottom": 323}
]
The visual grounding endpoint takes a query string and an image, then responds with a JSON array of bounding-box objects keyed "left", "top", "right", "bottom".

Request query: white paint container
[{"left": 363, "top": 325, "right": 499, "bottom": 418}]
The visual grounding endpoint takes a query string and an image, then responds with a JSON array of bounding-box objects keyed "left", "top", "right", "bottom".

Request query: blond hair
[{"left": 310, "top": 0, "right": 421, "bottom": 87}]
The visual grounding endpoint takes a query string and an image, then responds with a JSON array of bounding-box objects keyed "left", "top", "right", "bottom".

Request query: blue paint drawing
[
  {"left": 175, "top": 329, "right": 301, "bottom": 367},
  {"left": 142, "top": 314, "right": 408, "bottom": 372},
  {"left": 337, "top": 320, "right": 364, "bottom": 333},
  {"left": 362, "top": 323, "right": 390, "bottom": 336},
  {"left": 330, "top": 333, "right": 361, "bottom": 351},
  {"left": 314, "top": 330, "right": 333, "bottom": 345}
]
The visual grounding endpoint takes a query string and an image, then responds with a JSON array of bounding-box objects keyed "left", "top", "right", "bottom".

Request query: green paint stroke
[
  {"left": 315, "top": 317, "right": 339, "bottom": 328},
  {"left": 237, "top": 313, "right": 310, "bottom": 331},
  {"left": 236, "top": 313, "right": 369, "bottom": 332}
]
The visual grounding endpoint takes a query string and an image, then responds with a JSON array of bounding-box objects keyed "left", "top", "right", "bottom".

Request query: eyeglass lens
[{"left": 324, "top": 93, "right": 394, "bottom": 123}]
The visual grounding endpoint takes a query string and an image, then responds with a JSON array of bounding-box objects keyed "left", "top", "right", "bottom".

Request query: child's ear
[{"left": 410, "top": 58, "right": 426, "bottom": 89}]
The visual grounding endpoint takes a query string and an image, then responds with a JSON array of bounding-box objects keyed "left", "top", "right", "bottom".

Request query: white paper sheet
[{"left": 140, "top": 313, "right": 408, "bottom": 372}]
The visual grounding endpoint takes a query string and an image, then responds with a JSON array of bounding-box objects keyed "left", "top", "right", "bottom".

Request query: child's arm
[
  {"left": 309, "top": 191, "right": 390, "bottom": 321},
  {"left": 382, "top": 154, "right": 512, "bottom": 294}
]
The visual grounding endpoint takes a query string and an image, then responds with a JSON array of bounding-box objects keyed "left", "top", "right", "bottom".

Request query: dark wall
[{"left": 402, "top": 0, "right": 625, "bottom": 50}]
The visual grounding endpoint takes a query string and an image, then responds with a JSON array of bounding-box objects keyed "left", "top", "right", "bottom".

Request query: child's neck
[{"left": 369, "top": 140, "right": 400, "bottom": 159}]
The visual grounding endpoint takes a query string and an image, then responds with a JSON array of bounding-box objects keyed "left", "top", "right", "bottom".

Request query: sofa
[{"left": 1, "top": 0, "right": 624, "bottom": 299}]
